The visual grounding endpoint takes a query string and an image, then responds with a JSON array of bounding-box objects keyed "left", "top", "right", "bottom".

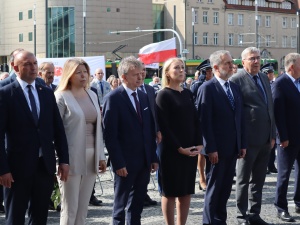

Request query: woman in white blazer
[{"left": 55, "top": 58, "right": 106, "bottom": 225}]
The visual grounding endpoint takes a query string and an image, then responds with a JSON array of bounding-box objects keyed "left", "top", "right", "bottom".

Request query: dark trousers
[
  {"left": 268, "top": 145, "right": 276, "bottom": 170},
  {"left": 4, "top": 158, "right": 54, "bottom": 225},
  {"left": 0, "top": 185, "right": 3, "bottom": 205},
  {"left": 203, "top": 155, "right": 236, "bottom": 225},
  {"left": 275, "top": 144, "right": 300, "bottom": 212},
  {"left": 112, "top": 165, "right": 150, "bottom": 225}
]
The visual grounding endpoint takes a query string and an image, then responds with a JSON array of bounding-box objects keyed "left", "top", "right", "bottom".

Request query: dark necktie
[
  {"left": 131, "top": 92, "right": 142, "bottom": 124},
  {"left": 99, "top": 81, "right": 104, "bottom": 95},
  {"left": 253, "top": 75, "right": 267, "bottom": 103},
  {"left": 224, "top": 82, "right": 235, "bottom": 110},
  {"left": 140, "top": 84, "right": 146, "bottom": 93},
  {"left": 295, "top": 79, "right": 300, "bottom": 92},
  {"left": 27, "top": 85, "right": 38, "bottom": 125}
]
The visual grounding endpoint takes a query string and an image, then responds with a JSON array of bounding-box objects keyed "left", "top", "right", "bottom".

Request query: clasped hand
[{"left": 178, "top": 145, "right": 202, "bottom": 157}]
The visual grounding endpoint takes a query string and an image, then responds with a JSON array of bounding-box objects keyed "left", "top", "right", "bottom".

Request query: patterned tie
[
  {"left": 224, "top": 82, "right": 235, "bottom": 110},
  {"left": 253, "top": 75, "right": 267, "bottom": 103},
  {"left": 27, "top": 85, "right": 38, "bottom": 125},
  {"left": 131, "top": 92, "right": 142, "bottom": 124}
]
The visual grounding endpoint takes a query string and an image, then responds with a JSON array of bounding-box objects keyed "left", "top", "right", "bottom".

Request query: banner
[
  {"left": 138, "top": 38, "right": 177, "bottom": 64},
  {"left": 37, "top": 56, "right": 105, "bottom": 85}
]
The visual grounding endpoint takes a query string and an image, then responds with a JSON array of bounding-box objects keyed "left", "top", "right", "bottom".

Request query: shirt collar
[
  {"left": 286, "top": 72, "right": 297, "bottom": 83},
  {"left": 122, "top": 83, "right": 137, "bottom": 96},
  {"left": 16, "top": 76, "right": 36, "bottom": 91},
  {"left": 215, "top": 75, "right": 227, "bottom": 87}
]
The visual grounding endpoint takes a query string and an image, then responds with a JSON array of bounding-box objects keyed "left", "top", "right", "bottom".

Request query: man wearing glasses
[{"left": 230, "top": 47, "right": 276, "bottom": 225}]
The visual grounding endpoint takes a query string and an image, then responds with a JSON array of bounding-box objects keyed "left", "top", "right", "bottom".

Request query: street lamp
[
  {"left": 192, "top": 8, "right": 195, "bottom": 59},
  {"left": 255, "top": 0, "right": 259, "bottom": 48},
  {"left": 83, "top": 0, "right": 86, "bottom": 56},
  {"left": 297, "top": 0, "right": 300, "bottom": 53},
  {"left": 33, "top": 4, "right": 36, "bottom": 55}
]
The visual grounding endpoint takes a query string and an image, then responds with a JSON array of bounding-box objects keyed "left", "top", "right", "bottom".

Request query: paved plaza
[{"left": 0, "top": 169, "right": 298, "bottom": 224}]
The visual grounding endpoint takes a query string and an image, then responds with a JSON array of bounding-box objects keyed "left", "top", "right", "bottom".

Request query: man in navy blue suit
[
  {"left": 197, "top": 50, "right": 246, "bottom": 225},
  {"left": 102, "top": 56, "right": 158, "bottom": 225},
  {"left": 272, "top": 53, "right": 300, "bottom": 222},
  {"left": 0, "top": 51, "right": 69, "bottom": 225}
]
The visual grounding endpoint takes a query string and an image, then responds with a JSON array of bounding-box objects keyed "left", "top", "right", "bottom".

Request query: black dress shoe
[
  {"left": 144, "top": 194, "right": 157, "bottom": 206},
  {"left": 89, "top": 196, "right": 103, "bottom": 206},
  {"left": 295, "top": 205, "right": 300, "bottom": 214},
  {"left": 277, "top": 211, "right": 295, "bottom": 222},
  {"left": 268, "top": 168, "right": 278, "bottom": 173},
  {"left": 266, "top": 169, "right": 270, "bottom": 175},
  {"left": 249, "top": 216, "right": 270, "bottom": 225},
  {"left": 0, "top": 204, "right": 4, "bottom": 213}
]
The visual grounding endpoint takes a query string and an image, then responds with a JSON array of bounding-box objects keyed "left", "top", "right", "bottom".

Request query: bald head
[
  {"left": 95, "top": 68, "right": 104, "bottom": 81},
  {"left": 13, "top": 51, "right": 38, "bottom": 84}
]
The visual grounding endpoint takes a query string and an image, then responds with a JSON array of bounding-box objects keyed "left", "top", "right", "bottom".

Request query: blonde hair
[
  {"left": 56, "top": 58, "right": 90, "bottom": 92},
  {"left": 161, "top": 57, "right": 184, "bottom": 88}
]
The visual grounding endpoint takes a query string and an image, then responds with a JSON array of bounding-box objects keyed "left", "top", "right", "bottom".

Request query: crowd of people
[{"left": 0, "top": 46, "right": 299, "bottom": 225}]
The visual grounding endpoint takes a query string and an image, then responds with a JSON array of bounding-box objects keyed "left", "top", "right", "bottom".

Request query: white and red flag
[{"left": 138, "top": 37, "right": 177, "bottom": 64}]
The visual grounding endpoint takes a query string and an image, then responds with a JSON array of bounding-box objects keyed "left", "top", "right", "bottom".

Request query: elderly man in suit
[
  {"left": 231, "top": 47, "right": 276, "bottom": 225},
  {"left": 103, "top": 56, "right": 158, "bottom": 225},
  {"left": 272, "top": 53, "right": 300, "bottom": 222},
  {"left": 0, "top": 51, "right": 69, "bottom": 225},
  {"left": 38, "top": 62, "right": 57, "bottom": 91},
  {"left": 197, "top": 50, "right": 246, "bottom": 225},
  {"left": 90, "top": 68, "right": 111, "bottom": 107}
]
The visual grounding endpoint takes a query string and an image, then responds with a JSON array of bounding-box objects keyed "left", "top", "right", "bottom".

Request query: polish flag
[{"left": 138, "top": 38, "right": 177, "bottom": 64}]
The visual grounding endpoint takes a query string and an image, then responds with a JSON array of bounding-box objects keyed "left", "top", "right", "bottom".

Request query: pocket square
[{"left": 144, "top": 107, "right": 148, "bottom": 111}]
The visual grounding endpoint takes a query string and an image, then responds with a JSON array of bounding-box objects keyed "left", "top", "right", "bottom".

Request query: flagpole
[{"left": 109, "top": 29, "right": 183, "bottom": 58}]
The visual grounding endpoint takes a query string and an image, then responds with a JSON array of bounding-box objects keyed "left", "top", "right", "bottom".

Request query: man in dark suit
[
  {"left": 38, "top": 62, "right": 57, "bottom": 91},
  {"left": 103, "top": 56, "right": 158, "bottom": 225},
  {"left": 272, "top": 53, "right": 300, "bottom": 222},
  {"left": 197, "top": 50, "right": 246, "bottom": 225},
  {"left": 0, "top": 51, "right": 69, "bottom": 225},
  {"left": 231, "top": 47, "right": 276, "bottom": 225},
  {"left": 139, "top": 63, "right": 161, "bottom": 206}
]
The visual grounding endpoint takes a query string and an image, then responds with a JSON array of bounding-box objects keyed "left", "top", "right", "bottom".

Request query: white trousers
[{"left": 59, "top": 148, "right": 97, "bottom": 225}]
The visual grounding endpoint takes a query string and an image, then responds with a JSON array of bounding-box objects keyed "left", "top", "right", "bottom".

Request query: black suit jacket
[
  {"left": 0, "top": 72, "right": 46, "bottom": 88},
  {"left": 0, "top": 80, "right": 69, "bottom": 179},
  {"left": 144, "top": 84, "right": 160, "bottom": 132},
  {"left": 272, "top": 74, "right": 300, "bottom": 146}
]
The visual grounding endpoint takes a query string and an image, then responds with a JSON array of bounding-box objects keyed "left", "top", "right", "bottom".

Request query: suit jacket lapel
[
  {"left": 283, "top": 74, "right": 300, "bottom": 95},
  {"left": 213, "top": 78, "right": 234, "bottom": 111},
  {"left": 119, "top": 86, "right": 140, "bottom": 121}
]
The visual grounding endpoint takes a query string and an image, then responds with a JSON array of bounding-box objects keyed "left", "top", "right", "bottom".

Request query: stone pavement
[{"left": 0, "top": 169, "right": 298, "bottom": 225}]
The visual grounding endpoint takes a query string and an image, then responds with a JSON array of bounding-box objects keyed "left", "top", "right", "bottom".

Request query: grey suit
[{"left": 230, "top": 69, "right": 276, "bottom": 223}]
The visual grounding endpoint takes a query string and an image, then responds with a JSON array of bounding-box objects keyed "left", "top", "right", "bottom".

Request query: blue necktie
[
  {"left": 225, "top": 82, "right": 235, "bottom": 110},
  {"left": 132, "top": 92, "right": 142, "bottom": 125},
  {"left": 253, "top": 75, "right": 267, "bottom": 103},
  {"left": 99, "top": 81, "right": 104, "bottom": 95},
  {"left": 27, "top": 85, "right": 38, "bottom": 125},
  {"left": 140, "top": 85, "right": 146, "bottom": 93},
  {"left": 295, "top": 79, "right": 300, "bottom": 92}
]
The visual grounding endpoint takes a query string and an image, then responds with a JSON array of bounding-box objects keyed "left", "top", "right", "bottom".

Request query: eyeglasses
[{"left": 245, "top": 56, "right": 261, "bottom": 62}]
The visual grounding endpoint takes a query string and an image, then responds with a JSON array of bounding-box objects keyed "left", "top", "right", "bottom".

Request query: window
[
  {"left": 197, "top": 0, "right": 203, "bottom": 2},
  {"left": 203, "top": 32, "right": 208, "bottom": 45},
  {"left": 194, "top": 32, "right": 198, "bottom": 45},
  {"left": 257, "top": 15, "right": 261, "bottom": 27},
  {"left": 19, "top": 33, "right": 23, "bottom": 42},
  {"left": 244, "top": 0, "right": 250, "bottom": 6},
  {"left": 265, "top": 16, "right": 271, "bottom": 27},
  {"left": 193, "top": 10, "right": 198, "bottom": 24},
  {"left": 28, "top": 10, "right": 32, "bottom": 19},
  {"left": 19, "top": 12, "right": 23, "bottom": 20},
  {"left": 282, "top": 17, "right": 287, "bottom": 28},
  {"left": 213, "top": 33, "right": 218, "bottom": 45},
  {"left": 258, "top": 36, "right": 261, "bottom": 47},
  {"left": 291, "top": 18, "right": 296, "bottom": 29},
  {"left": 266, "top": 35, "right": 271, "bottom": 47},
  {"left": 238, "top": 14, "right": 243, "bottom": 26},
  {"left": 270, "top": 3, "right": 277, "bottom": 8},
  {"left": 282, "top": 1, "right": 291, "bottom": 9},
  {"left": 213, "top": 12, "right": 219, "bottom": 24},
  {"left": 238, "top": 34, "right": 243, "bottom": 46},
  {"left": 208, "top": 0, "right": 213, "bottom": 3},
  {"left": 228, "top": 33, "right": 234, "bottom": 46},
  {"left": 291, "top": 36, "right": 296, "bottom": 48},
  {"left": 282, "top": 36, "right": 287, "bottom": 47},
  {"left": 203, "top": 11, "right": 208, "bottom": 24},
  {"left": 228, "top": 0, "right": 238, "bottom": 3},
  {"left": 116, "top": 8, "right": 120, "bottom": 12},
  {"left": 28, "top": 32, "right": 33, "bottom": 41},
  {"left": 257, "top": 0, "right": 266, "bottom": 7},
  {"left": 228, "top": 13, "right": 233, "bottom": 25}
]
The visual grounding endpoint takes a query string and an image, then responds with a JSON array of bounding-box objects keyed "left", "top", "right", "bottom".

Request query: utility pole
[
  {"left": 83, "top": 0, "right": 86, "bottom": 56},
  {"left": 34, "top": 4, "right": 36, "bottom": 55},
  {"left": 255, "top": 0, "right": 259, "bottom": 48}
]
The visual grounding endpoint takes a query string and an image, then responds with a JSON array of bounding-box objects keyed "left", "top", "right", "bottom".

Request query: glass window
[
  {"left": 257, "top": 0, "right": 266, "bottom": 7},
  {"left": 228, "top": 13, "right": 233, "bottom": 25},
  {"left": 28, "top": 32, "right": 33, "bottom": 41},
  {"left": 282, "top": 17, "right": 287, "bottom": 28},
  {"left": 238, "top": 34, "right": 243, "bottom": 46},
  {"left": 228, "top": 0, "right": 238, "bottom": 3},
  {"left": 208, "top": 0, "right": 213, "bottom": 3},
  {"left": 19, "top": 33, "right": 23, "bottom": 42},
  {"left": 266, "top": 35, "right": 271, "bottom": 47},
  {"left": 238, "top": 14, "right": 243, "bottom": 26},
  {"left": 213, "top": 12, "right": 219, "bottom": 24},
  {"left": 28, "top": 10, "right": 32, "bottom": 19},
  {"left": 244, "top": 0, "right": 250, "bottom": 6},
  {"left": 193, "top": 10, "right": 198, "bottom": 23},
  {"left": 282, "top": 36, "right": 287, "bottom": 47},
  {"left": 19, "top": 12, "right": 23, "bottom": 20},
  {"left": 203, "top": 11, "right": 208, "bottom": 24},
  {"left": 257, "top": 15, "right": 261, "bottom": 27},
  {"left": 228, "top": 33, "right": 234, "bottom": 46},
  {"left": 291, "top": 18, "right": 296, "bottom": 29},
  {"left": 213, "top": 33, "right": 218, "bottom": 45},
  {"left": 203, "top": 32, "right": 208, "bottom": 45},
  {"left": 265, "top": 16, "right": 271, "bottom": 27},
  {"left": 194, "top": 32, "right": 198, "bottom": 45},
  {"left": 281, "top": 1, "right": 291, "bottom": 9},
  {"left": 291, "top": 36, "right": 296, "bottom": 48}
]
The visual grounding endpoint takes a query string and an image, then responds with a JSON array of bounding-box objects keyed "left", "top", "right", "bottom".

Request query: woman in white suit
[{"left": 55, "top": 58, "right": 106, "bottom": 225}]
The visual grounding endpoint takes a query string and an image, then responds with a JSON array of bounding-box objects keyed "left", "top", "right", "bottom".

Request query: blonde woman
[
  {"left": 156, "top": 58, "right": 203, "bottom": 225},
  {"left": 55, "top": 58, "right": 106, "bottom": 225}
]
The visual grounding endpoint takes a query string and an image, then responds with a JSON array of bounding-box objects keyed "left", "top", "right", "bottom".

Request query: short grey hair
[
  {"left": 118, "top": 56, "right": 142, "bottom": 77},
  {"left": 241, "top": 47, "right": 260, "bottom": 60},
  {"left": 209, "top": 50, "right": 231, "bottom": 74},
  {"left": 284, "top": 53, "right": 300, "bottom": 72}
]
